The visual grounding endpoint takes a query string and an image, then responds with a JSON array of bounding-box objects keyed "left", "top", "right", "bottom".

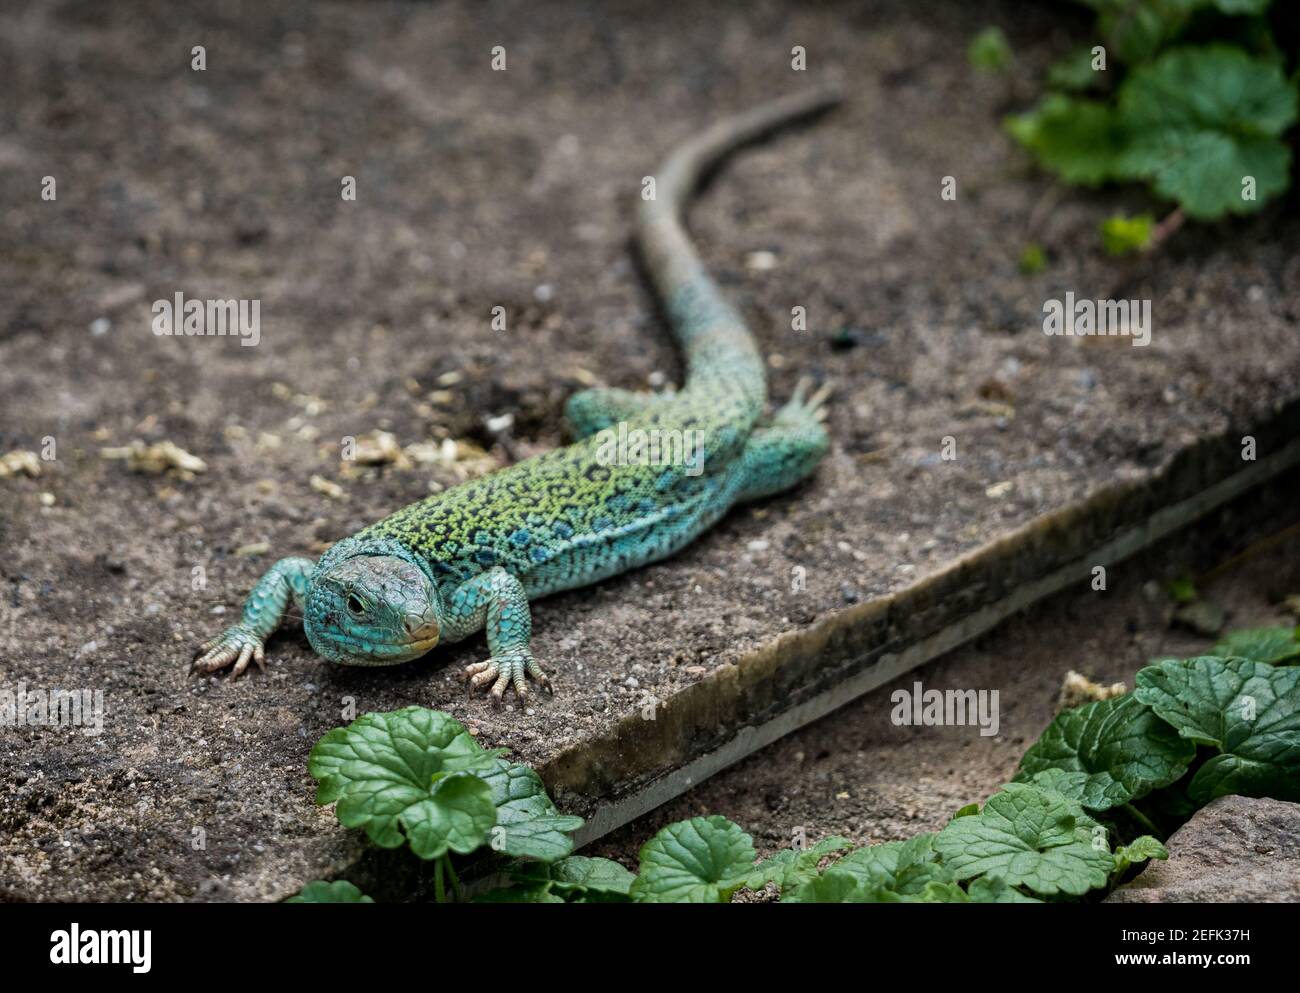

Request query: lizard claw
[
  {"left": 463, "top": 650, "right": 551, "bottom": 705},
  {"left": 192, "top": 624, "right": 266, "bottom": 677}
]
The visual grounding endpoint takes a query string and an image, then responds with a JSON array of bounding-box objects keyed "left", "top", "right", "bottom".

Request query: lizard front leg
[
  {"left": 442, "top": 566, "right": 551, "bottom": 704},
  {"left": 192, "top": 556, "right": 315, "bottom": 678}
]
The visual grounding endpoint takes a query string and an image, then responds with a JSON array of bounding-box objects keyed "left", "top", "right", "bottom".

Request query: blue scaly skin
[{"left": 193, "top": 90, "right": 839, "bottom": 703}]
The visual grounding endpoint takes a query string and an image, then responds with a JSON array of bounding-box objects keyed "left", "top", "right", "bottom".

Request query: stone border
[{"left": 538, "top": 401, "right": 1300, "bottom": 842}]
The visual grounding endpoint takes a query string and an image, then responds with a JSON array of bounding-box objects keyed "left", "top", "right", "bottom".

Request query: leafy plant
[
  {"left": 295, "top": 620, "right": 1300, "bottom": 904},
  {"left": 1135, "top": 656, "right": 1300, "bottom": 802},
  {"left": 628, "top": 816, "right": 757, "bottom": 903},
  {"left": 1014, "top": 693, "right": 1193, "bottom": 811},
  {"left": 307, "top": 707, "right": 581, "bottom": 902},
  {"left": 1213, "top": 625, "right": 1300, "bottom": 664},
  {"left": 1002, "top": 0, "right": 1299, "bottom": 250}
]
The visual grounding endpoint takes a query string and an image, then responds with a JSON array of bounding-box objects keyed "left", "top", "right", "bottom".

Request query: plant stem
[
  {"left": 444, "top": 857, "right": 463, "bottom": 903},
  {"left": 1148, "top": 207, "right": 1185, "bottom": 250},
  {"left": 434, "top": 855, "right": 446, "bottom": 904},
  {"left": 1123, "top": 803, "right": 1160, "bottom": 837}
]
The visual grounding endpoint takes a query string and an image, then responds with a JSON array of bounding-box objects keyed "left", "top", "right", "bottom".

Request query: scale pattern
[{"left": 192, "top": 89, "right": 839, "bottom": 693}]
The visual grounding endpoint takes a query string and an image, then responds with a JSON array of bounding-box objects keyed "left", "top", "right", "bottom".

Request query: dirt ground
[
  {"left": 590, "top": 472, "right": 1300, "bottom": 866},
  {"left": 1, "top": 0, "right": 1299, "bottom": 900}
]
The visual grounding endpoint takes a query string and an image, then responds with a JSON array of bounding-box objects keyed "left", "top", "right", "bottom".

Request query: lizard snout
[{"left": 403, "top": 609, "right": 440, "bottom": 645}]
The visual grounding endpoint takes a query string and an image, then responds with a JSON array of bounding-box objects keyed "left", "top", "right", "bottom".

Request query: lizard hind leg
[
  {"left": 731, "top": 378, "right": 832, "bottom": 504},
  {"left": 564, "top": 386, "right": 670, "bottom": 440}
]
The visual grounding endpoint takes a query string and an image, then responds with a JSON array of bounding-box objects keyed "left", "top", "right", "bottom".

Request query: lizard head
[{"left": 304, "top": 554, "right": 443, "bottom": 665}]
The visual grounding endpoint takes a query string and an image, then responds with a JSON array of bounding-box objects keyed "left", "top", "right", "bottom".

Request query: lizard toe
[
  {"left": 229, "top": 644, "right": 255, "bottom": 680},
  {"left": 525, "top": 657, "right": 553, "bottom": 695},
  {"left": 489, "top": 670, "right": 510, "bottom": 705},
  {"left": 468, "top": 663, "right": 499, "bottom": 691}
]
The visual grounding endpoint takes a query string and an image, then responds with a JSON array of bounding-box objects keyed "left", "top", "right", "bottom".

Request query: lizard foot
[
  {"left": 192, "top": 624, "right": 267, "bottom": 679},
  {"left": 464, "top": 649, "right": 552, "bottom": 705},
  {"left": 789, "top": 376, "right": 833, "bottom": 422}
]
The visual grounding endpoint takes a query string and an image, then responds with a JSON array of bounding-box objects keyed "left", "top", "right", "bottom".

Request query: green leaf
[
  {"left": 1006, "top": 95, "right": 1128, "bottom": 186},
  {"left": 1023, "top": 767, "right": 1133, "bottom": 812},
  {"left": 933, "top": 783, "right": 1115, "bottom": 896},
  {"left": 967, "top": 874, "right": 1041, "bottom": 903},
  {"left": 1135, "top": 656, "right": 1300, "bottom": 803},
  {"left": 1167, "top": 576, "right": 1197, "bottom": 603},
  {"left": 286, "top": 880, "right": 374, "bottom": 904},
  {"left": 1098, "top": 0, "right": 1198, "bottom": 65},
  {"left": 1018, "top": 243, "right": 1047, "bottom": 275},
  {"left": 831, "top": 834, "right": 954, "bottom": 896},
  {"left": 781, "top": 870, "right": 887, "bottom": 903},
  {"left": 1113, "top": 835, "right": 1169, "bottom": 875},
  {"left": 308, "top": 708, "right": 501, "bottom": 859},
  {"left": 1048, "top": 46, "right": 1108, "bottom": 91},
  {"left": 969, "top": 27, "right": 1013, "bottom": 74},
  {"left": 497, "top": 856, "right": 635, "bottom": 903},
  {"left": 1116, "top": 46, "right": 1297, "bottom": 218},
  {"left": 478, "top": 757, "right": 583, "bottom": 861},
  {"left": 548, "top": 856, "right": 636, "bottom": 896},
  {"left": 743, "top": 836, "right": 855, "bottom": 892},
  {"left": 492, "top": 814, "right": 585, "bottom": 861},
  {"left": 1214, "top": 626, "right": 1300, "bottom": 664},
  {"left": 630, "top": 816, "right": 756, "bottom": 903},
  {"left": 909, "top": 881, "right": 971, "bottom": 903},
  {"left": 1100, "top": 213, "right": 1154, "bottom": 255},
  {"left": 1015, "top": 694, "right": 1194, "bottom": 810}
]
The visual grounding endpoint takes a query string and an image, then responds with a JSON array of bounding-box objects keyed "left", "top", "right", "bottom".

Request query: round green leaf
[
  {"left": 1006, "top": 95, "right": 1127, "bottom": 186},
  {"left": 1117, "top": 46, "right": 1298, "bottom": 218},
  {"left": 1135, "top": 656, "right": 1300, "bottom": 803},
  {"left": 548, "top": 856, "right": 636, "bottom": 896},
  {"left": 478, "top": 757, "right": 584, "bottom": 861},
  {"left": 630, "top": 816, "right": 756, "bottom": 903},
  {"left": 831, "top": 834, "right": 952, "bottom": 896},
  {"left": 934, "top": 784, "right": 1114, "bottom": 896},
  {"left": 1015, "top": 694, "right": 1193, "bottom": 809},
  {"left": 308, "top": 708, "right": 502, "bottom": 858}
]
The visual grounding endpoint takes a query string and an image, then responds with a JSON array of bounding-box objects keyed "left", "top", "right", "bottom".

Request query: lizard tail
[{"left": 636, "top": 88, "right": 842, "bottom": 423}]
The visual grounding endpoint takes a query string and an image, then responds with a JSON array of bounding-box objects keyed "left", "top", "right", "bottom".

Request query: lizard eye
[{"left": 346, "top": 593, "right": 368, "bottom": 616}]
